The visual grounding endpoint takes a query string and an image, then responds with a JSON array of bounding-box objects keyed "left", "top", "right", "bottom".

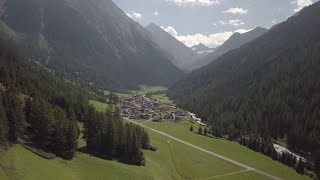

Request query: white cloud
[
  {"left": 291, "top": 0, "right": 313, "bottom": 12},
  {"left": 228, "top": 19, "right": 245, "bottom": 26},
  {"left": 161, "top": 26, "right": 178, "bottom": 37},
  {"left": 219, "top": 19, "right": 245, "bottom": 26},
  {"left": 234, "top": 29, "right": 252, "bottom": 34},
  {"left": 161, "top": 26, "right": 252, "bottom": 48},
  {"left": 165, "top": 0, "right": 220, "bottom": 7},
  {"left": 154, "top": 11, "right": 159, "bottom": 16},
  {"left": 126, "top": 11, "right": 143, "bottom": 19},
  {"left": 223, "top": 7, "right": 248, "bottom": 15}
]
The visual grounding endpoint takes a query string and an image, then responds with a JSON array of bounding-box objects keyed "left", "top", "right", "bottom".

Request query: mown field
[
  {"left": 0, "top": 123, "right": 269, "bottom": 180},
  {"left": 141, "top": 120, "right": 310, "bottom": 180}
]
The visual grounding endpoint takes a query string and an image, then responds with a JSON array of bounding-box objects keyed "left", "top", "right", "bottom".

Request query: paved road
[{"left": 128, "top": 120, "right": 283, "bottom": 180}]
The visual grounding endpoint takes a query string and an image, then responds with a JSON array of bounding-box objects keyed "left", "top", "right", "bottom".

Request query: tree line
[
  {"left": 84, "top": 106, "right": 153, "bottom": 165},
  {"left": 0, "top": 45, "right": 152, "bottom": 166}
]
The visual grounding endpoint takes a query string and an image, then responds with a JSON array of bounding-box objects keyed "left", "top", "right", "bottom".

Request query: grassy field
[
  {"left": 0, "top": 123, "right": 270, "bottom": 180},
  {"left": 104, "top": 85, "right": 167, "bottom": 98},
  {"left": 131, "top": 85, "right": 167, "bottom": 95},
  {"left": 89, "top": 100, "right": 111, "bottom": 112},
  {"left": 141, "top": 120, "right": 310, "bottom": 180},
  {"left": 152, "top": 94, "right": 174, "bottom": 105},
  {"left": 0, "top": 100, "right": 271, "bottom": 180}
]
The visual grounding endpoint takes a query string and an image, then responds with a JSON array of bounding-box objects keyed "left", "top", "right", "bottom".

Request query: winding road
[{"left": 128, "top": 119, "right": 283, "bottom": 180}]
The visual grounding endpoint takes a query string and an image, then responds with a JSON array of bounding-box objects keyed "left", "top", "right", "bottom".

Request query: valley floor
[
  {"left": 0, "top": 127, "right": 268, "bottom": 180},
  {"left": 0, "top": 86, "right": 310, "bottom": 180}
]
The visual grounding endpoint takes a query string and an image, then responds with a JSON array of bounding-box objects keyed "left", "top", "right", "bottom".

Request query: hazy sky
[{"left": 113, "top": 0, "right": 317, "bottom": 48}]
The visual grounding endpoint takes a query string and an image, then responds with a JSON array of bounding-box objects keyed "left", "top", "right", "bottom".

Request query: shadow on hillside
[
  {"left": 77, "top": 146, "right": 114, "bottom": 161},
  {"left": 22, "top": 142, "right": 56, "bottom": 159}
]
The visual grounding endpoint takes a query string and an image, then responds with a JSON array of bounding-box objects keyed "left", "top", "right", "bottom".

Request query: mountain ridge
[
  {"left": 186, "top": 27, "right": 268, "bottom": 70},
  {"left": 0, "top": 0, "right": 183, "bottom": 90},
  {"left": 145, "top": 22, "right": 197, "bottom": 71}
]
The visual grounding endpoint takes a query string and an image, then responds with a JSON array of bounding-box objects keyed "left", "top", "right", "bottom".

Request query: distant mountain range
[
  {"left": 145, "top": 23, "right": 197, "bottom": 71},
  {"left": 185, "top": 27, "right": 268, "bottom": 70},
  {"left": 0, "top": 0, "right": 183, "bottom": 90},
  {"left": 146, "top": 22, "right": 267, "bottom": 72},
  {"left": 191, "top": 43, "right": 216, "bottom": 55}
]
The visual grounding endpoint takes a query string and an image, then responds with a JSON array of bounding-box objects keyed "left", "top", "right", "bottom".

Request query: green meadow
[
  {"left": 141, "top": 120, "right": 310, "bottom": 180},
  {"left": 0, "top": 122, "right": 269, "bottom": 180},
  {"left": 131, "top": 85, "right": 167, "bottom": 95},
  {"left": 89, "top": 100, "right": 111, "bottom": 112}
]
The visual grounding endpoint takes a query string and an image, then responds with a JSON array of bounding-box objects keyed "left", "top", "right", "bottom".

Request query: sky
[{"left": 113, "top": 0, "right": 317, "bottom": 48}]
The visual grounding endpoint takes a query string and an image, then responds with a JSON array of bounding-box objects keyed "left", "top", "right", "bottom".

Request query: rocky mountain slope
[{"left": 0, "top": 0, "right": 183, "bottom": 89}]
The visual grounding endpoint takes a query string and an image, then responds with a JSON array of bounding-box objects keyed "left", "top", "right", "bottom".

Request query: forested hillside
[
  {"left": 0, "top": 0, "right": 183, "bottom": 90},
  {"left": 168, "top": 1, "right": 320, "bottom": 174},
  {"left": 0, "top": 43, "right": 151, "bottom": 165}
]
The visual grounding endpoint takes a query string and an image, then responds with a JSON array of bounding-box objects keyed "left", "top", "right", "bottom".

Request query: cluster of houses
[{"left": 120, "top": 94, "right": 188, "bottom": 122}]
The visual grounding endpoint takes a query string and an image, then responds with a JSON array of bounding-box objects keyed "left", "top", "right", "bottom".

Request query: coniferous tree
[
  {"left": 198, "top": 126, "right": 203, "bottom": 135},
  {"left": 64, "top": 119, "right": 79, "bottom": 159},
  {"left": 295, "top": 158, "right": 305, "bottom": 175},
  {"left": 24, "top": 97, "right": 32, "bottom": 125},
  {"left": 190, "top": 125, "right": 193, "bottom": 132},
  {"left": 29, "top": 97, "right": 55, "bottom": 150},
  {"left": 103, "top": 115, "right": 117, "bottom": 156},
  {"left": 83, "top": 106, "right": 97, "bottom": 145},
  {"left": 0, "top": 94, "right": 9, "bottom": 146},
  {"left": 204, "top": 128, "right": 208, "bottom": 136},
  {"left": 314, "top": 151, "right": 320, "bottom": 179},
  {"left": 129, "top": 131, "right": 143, "bottom": 165},
  {"left": 3, "top": 89, "right": 26, "bottom": 143},
  {"left": 141, "top": 130, "right": 150, "bottom": 149},
  {"left": 53, "top": 106, "right": 78, "bottom": 159}
]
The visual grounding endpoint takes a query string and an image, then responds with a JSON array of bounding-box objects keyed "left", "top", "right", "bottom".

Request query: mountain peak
[
  {"left": 198, "top": 43, "right": 209, "bottom": 48},
  {"left": 191, "top": 43, "right": 215, "bottom": 55},
  {"left": 146, "top": 22, "right": 197, "bottom": 71},
  {"left": 146, "top": 22, "right": 161, "bottom": 29},
  {"left": 251, "top": 27, "right": 268, "bottom": 34}
]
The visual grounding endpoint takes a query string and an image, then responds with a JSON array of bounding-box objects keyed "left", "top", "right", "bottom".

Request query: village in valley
[{"left": 120, "top": 94, "right": 190, "bottom": 122}]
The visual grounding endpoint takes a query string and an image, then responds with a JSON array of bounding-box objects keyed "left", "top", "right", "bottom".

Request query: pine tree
[
  {"left": 204, "top": 128, "right": 208, "bottom": 136},
  {"left": 29, "top": 98, "right": 55, "bottom": 150},
  {"left": 83, "top": 106, "right": 97, "bottom": 147},
  {"left": 0, "top": 94, "right": 9, "bottom": 146},
  {"left": 103, "top": 117, "right": 117, "bottom": 156},
  {"left": 190, "top": 125, "right": 193, "bottom": 132},
  {"left": 64, "top": 120, "right": 79, "bottom": 159},
  {"left": 295, "top": 158, "right": 305, "bottom": 175},
  {"left": 141, "top": 130, "right": 150, "bottom": 149},
  {"left": 24, "top": 97, "right": 32, "bottom": 125},
  {"left": 3, "top": 89, "right": 26, "bottom": 143},
  {"left": 198, "top": 126, "right": 203, "bottom": 134},
  {"left": 130, "top": 131, "right": 143, "bottom": 165},
  {"left": 314, "top": 151, "right": 320, "bottom": 179}
]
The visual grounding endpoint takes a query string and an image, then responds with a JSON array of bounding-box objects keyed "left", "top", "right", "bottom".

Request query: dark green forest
[
  {"left": 168, "top": 1, "right": 320, "bottom": 176},
  {"left": 0, "top": 44, "right": 151, "bottom": 165}
]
